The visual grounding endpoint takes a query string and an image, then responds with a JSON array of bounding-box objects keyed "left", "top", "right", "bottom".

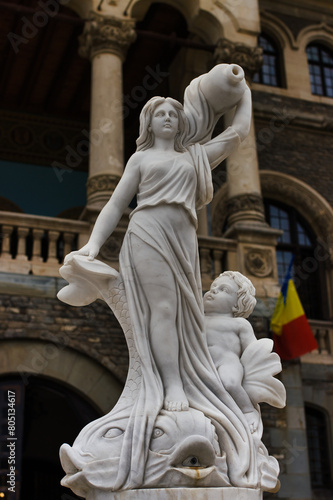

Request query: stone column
[
  {"left": 214, "top": 40, "right": 282, "bottom": 296},
  {"left": 214, "top": 39, "right": 265, "bottom": 227},
  {"left": 79, "top": 13, "right": 136, "bottom": 213}
]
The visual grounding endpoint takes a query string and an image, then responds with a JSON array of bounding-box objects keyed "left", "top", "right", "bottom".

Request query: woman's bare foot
[
  {"left": 164, "top": 386, "right": 189, "bottom": 411},
  {"left": 244, "top": 409, "right": 260, "bottom": 433}
]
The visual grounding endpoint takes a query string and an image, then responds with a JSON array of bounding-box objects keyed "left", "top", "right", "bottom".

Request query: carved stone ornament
[
  {"left": 226, "top": 193, "right": 265, "bottom": 219},
  {"left": 245, "top": 249, "right": 273, "bottom": 278},
  {"left": 78, "top": 13, "right": 136, "bottom": 60},
  {"left": 214, "top": 39, "right": 263, "bottom": 79},
  {"left": 57, "top": 64, "right": 285, "bottom": 499},
  {"left": 86, "top": 174, "right": 120, "bottom": 198},
  {"left": 0, "top": 110, "right": 88, "bottom": 168}
]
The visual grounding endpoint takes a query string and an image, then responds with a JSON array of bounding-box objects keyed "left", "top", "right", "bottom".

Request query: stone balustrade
[
  {"left": 307, "top": 319, "right": 333, "bottom": 357},
  {"left": 198, "top": 235, "right": 237, "bottom": 291},
  {"left": 0, "top": 211, "right": 90, "bottom": 277},
  {"left": 2, "top": 211, "right": 332, "bottom": 362},
  {"left": 0, "top": 212, "right": 237, "bottom": 283}
]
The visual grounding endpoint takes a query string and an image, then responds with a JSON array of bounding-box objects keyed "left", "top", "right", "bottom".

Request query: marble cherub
[
  {"left": 204, "top": 271, "right": 286, "bottom": 435},
  {"left": 204, "top": 271, "right": 260, "bottom": 433}
]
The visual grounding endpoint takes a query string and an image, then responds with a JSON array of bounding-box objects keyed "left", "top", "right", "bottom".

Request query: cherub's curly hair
[
  {"left": 136, "top": 96, "right": 188, "bottom": 152},
  {"left": 219, "top": 271, "right": 256, "bottom": 318}
]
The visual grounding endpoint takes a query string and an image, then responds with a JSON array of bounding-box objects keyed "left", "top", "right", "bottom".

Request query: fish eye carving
[
  {"left": 152, "top": 428, "right": 164, "bottom": 438},
  {"left": 103, "top": 427, "right": 124, "bottom": 439},
  {"left": 182, "top": 456, "right": 201, "bottom": 467}
]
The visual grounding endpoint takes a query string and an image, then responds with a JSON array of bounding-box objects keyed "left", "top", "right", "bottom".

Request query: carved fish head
[
  {"left": 144, "top": 408, "right": 230, "bottom": 488},
  {"left": 60, "top": 407, "right": 230, "bottom": 496},
  {"left": 60, "top": 409, "right": 130, "bottom": 497}
]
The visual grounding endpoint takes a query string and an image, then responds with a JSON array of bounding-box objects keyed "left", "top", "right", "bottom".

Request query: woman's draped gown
[{"left": 113, "top": 139, "right": 258, "bottom": 490}]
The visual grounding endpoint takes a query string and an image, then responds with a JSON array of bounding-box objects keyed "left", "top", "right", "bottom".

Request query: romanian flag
[{"left": 270, "top": 258, "right": 318, "bottom": 360}]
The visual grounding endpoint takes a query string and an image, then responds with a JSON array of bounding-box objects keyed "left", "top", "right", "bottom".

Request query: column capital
[
  {"left": 86, "top": 174, "right": 120, "bottom": 207},
  {"left": 78, "top": 13, "right": 136, "bottom": 61},
  {"left": 214, "top": 39, "right": 263, "bottom": 80},
  {"left": 226, "top": 193, "right": 266, "bottom": 226}
]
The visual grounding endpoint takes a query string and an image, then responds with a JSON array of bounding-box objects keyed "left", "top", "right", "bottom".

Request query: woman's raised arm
[
  {"left": 65, "top": 153, "right": 142, "bottom": 261},
  {"left": 204, "top": 86, "right": 252, "bottom": 169}
]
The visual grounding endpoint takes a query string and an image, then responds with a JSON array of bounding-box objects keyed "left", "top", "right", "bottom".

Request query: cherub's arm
[{"left": 238, "top": 317, "right": 257, "bottom": 354}]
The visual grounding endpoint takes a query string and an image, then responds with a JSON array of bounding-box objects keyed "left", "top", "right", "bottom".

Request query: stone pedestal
[{"left": 87, "top": 488, "right": 263, "bottom": 500}]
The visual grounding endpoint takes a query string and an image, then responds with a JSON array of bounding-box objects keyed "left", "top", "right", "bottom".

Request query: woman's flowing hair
[{"left": 136, "top": 96, "right": 189, "bottom": 152}]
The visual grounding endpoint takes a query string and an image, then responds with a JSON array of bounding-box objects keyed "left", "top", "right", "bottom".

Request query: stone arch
[
  {"left": 212, "top": 171, "right": 333, "bottom": 250},
  {"left": 0, "top": 196, "right": 23, "bottom": 213},
  {"left": 259, "top": 11, "right": 297, "bottom": 50},
  {"left": 190, "top": 9, "right": 225, "bottom": 45},
  {"left": 130, "top": 0, "right": 198, "bottom": 25},
  {"left": 260, "top": 170, "right": 333, "bottom": 250},
  {"left": 0, "top": 339, "right": 123, "bottom": 414},
  {"left": 129, "top": 0, "right": 224, "bottom": 44},
  {"left": 65, "top": 0, "right": 93, "bottom": 18},
  {"left": 297, "top": 23, "right": 333, "bottom": 53}
]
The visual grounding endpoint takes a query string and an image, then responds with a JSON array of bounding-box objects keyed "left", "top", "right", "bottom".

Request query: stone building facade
[{"left": 0, "top": 0, "right": 332, "bottom": 499}]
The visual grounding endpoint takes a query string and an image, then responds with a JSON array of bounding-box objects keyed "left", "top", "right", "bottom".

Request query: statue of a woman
[
  {"left": 66, "top": 75, "right": 251, "bottom": 412},
  {"left": 60, "top": 65, "right": 275, "bottom": 493}
]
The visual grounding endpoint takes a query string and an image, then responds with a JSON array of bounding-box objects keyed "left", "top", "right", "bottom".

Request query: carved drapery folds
[
  {"left": 79, "top": 13, "right": 136, "bottom": 61},
  {"left": 214, "top": 39, "right": 263, "bottom": 80}
]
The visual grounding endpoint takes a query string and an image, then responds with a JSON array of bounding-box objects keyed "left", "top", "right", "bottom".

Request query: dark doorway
[{"left": 0, "top": 376, "right": 102, "bottom": 499}]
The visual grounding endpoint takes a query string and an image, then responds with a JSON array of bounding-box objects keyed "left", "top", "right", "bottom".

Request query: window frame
[
  {"left": 305, "top": 404, "right": 333, "bottom": 491},
  {"left": 253, "top": 32, "right": 284, "bottom": 88},
  {"left": 306, "top": 42, "right": 333, "bottom": 97},
  {"left": 264, "top": 199, "right": 328, "bottom": 320}
]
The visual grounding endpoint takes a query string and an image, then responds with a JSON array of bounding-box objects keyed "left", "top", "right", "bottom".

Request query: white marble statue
[
  {"left": 205, "top": 271, "right": 286, "bottom": 434},
  {"left": 58, "top": 64, "right": 286, "bottom": 499}
]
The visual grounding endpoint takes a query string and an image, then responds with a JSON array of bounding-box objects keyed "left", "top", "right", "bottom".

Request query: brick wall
[
  {"left": 0, "top": 293, "right": 129, "bottom": 383},
  {"left": 253, "top": 91, "right": 333, "bottom": 208}
]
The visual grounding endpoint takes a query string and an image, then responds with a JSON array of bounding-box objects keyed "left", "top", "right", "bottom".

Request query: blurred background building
[{"left": 0, "top": 0, "right": 332, "bottom": 498}]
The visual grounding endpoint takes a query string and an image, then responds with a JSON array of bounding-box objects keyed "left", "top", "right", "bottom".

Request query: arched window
[
  {"left": 305, "top": 406, "right": 332, "bottom": 490},
  {"left": 265, "top": 200, "right": 327, "bottom": 319},
  {"left": 253, "top": 33, "right": 283, "bottom": 87},
  {"left": 306, "top": 43, "right": 333, "bottom": 97}
]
